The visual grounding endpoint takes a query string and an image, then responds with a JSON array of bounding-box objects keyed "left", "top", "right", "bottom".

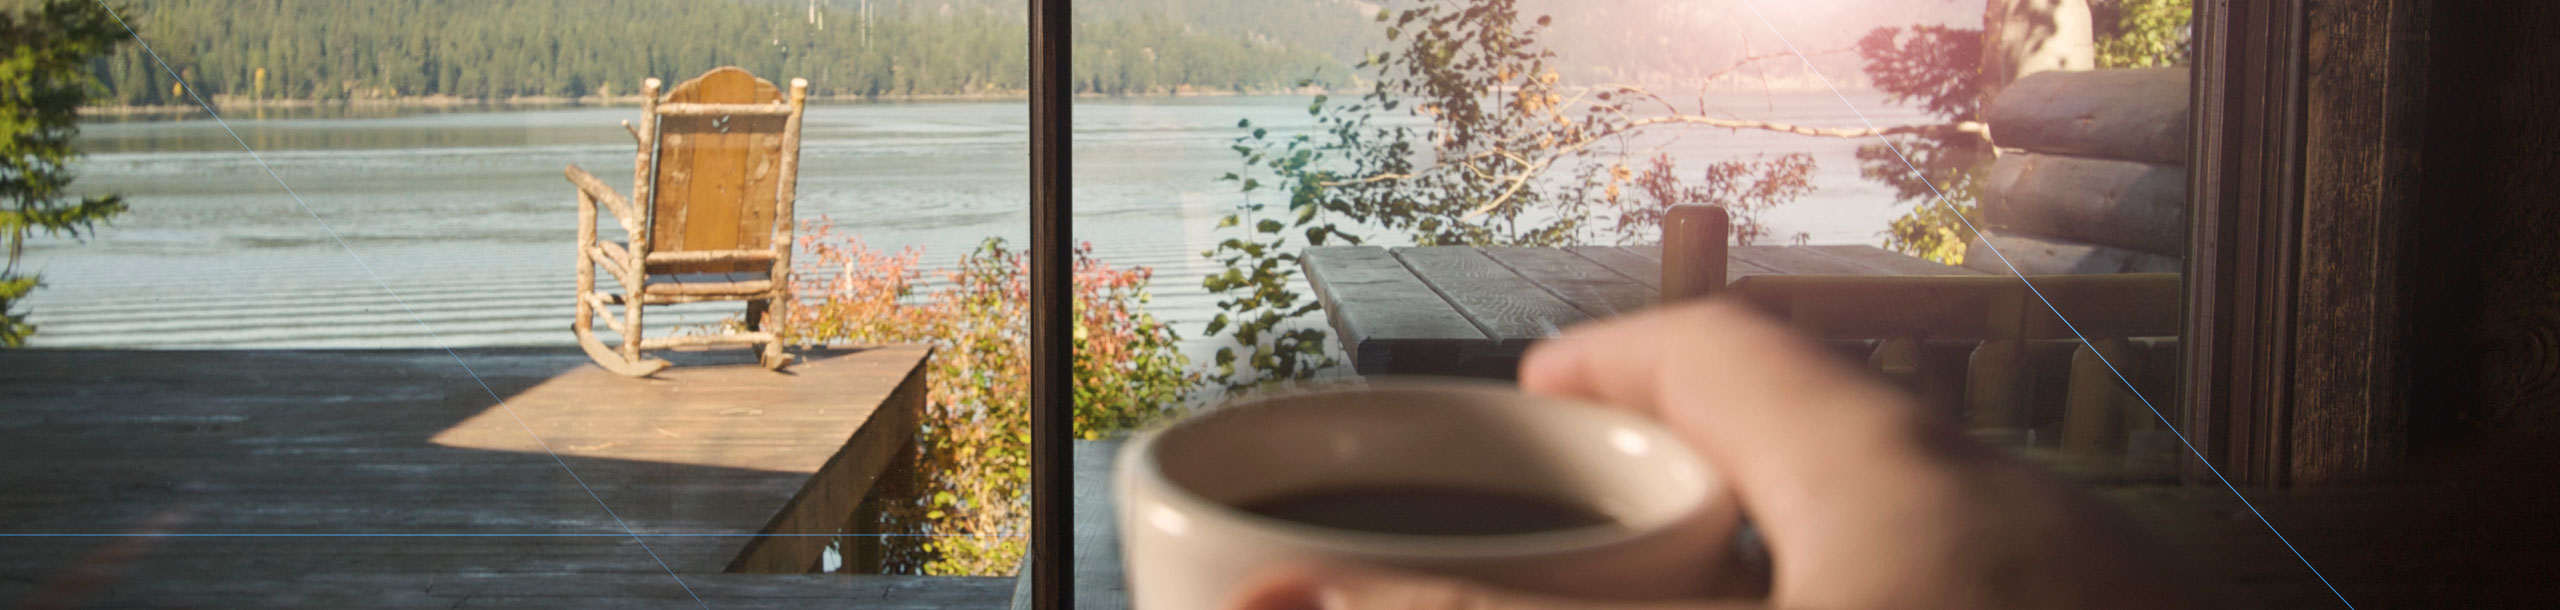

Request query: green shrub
[{"left": 780, "top": 218, "right": 1195, "bottom": 575}]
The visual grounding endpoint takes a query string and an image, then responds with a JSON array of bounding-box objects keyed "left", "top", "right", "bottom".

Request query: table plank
[
  {"left": 1393, "top": 247, "right": 1593, "bottom": 340},
  {"left": 1480, "top": 247, "right": 1656, "bottom": 319},
  {"left": 1302, "top": 247, "right": 1492, "bottom": 375},
  {"left": 1564, "top": 246, "right": 1663, "bottom": 289},
  {"left": 1625, "top": 244, "right": 1664, "bottom": 262},
  {"left": 1731, "top": 245, "right": 1893, "bottom": 276},
  {"left": 1799, "top": 245, "right": 1987, "bottom": 276}
]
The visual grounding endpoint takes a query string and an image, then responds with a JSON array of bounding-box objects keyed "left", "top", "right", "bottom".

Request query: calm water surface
[{"left": 24, "top": 94, "right": 1926, "bottom": 352}]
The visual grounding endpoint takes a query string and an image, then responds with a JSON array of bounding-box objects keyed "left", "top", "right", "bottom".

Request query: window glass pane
[{"left": 1071, "top": 0, "right": 2230, "bottom": 608}]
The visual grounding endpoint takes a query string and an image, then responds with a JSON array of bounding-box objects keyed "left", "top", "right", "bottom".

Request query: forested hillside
[
  {"left": 21, "top": 0, "right": 1349, "bottom": 105},
  {"left": 766, "top": 0, "right": 1384, "bottom": 62},
  {"left": 22, "top": 0, "right": 1988, "bottom": 107}
]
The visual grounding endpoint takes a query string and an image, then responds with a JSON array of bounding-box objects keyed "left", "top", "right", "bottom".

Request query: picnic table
[{"left": 1302, "top": 244, "right": 1983, "bottom": 378}]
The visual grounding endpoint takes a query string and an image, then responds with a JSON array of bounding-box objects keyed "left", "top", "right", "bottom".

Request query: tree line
[{"left": 33, "top": 0, "right": 1346, "bottom": 106}]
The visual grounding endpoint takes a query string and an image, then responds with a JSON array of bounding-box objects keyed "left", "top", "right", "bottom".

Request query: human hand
[{"left": 1228, "top": 300, "right": 2225, "bottom": 610}]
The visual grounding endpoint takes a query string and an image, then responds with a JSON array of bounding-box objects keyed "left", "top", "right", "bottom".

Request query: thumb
[{"left": 1226, "top": 567, "right": 1767, "bottom": 610}]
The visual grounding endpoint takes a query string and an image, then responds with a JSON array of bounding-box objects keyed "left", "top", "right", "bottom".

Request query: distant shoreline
[
  {"left": 78, "top": 81, "right": 1873, "bottom": 117},
  {"left": 77, "top": 85, "right": 1337, "bottom": 117}
]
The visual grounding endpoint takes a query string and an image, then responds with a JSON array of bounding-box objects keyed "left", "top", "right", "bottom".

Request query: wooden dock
[{"left": 0, "top": 346, "right": 1014, "bottom": 608}]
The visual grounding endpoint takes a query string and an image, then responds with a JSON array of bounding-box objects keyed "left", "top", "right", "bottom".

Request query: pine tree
[{"left": 2, "top": 0, "right": 133, "bottom": 346}]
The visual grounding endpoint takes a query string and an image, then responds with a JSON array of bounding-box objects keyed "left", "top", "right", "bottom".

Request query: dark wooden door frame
[
  {"left": 2185, "top": 0, "right": 2429, "bottom": 487},
  {"left": 1029, "top": 0, "right": 1073, "bottom": 607}
]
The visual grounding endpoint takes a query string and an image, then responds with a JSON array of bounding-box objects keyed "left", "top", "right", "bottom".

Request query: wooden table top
[{"left": 1303, "top": 244, "right": 1981, "bottom": 377}]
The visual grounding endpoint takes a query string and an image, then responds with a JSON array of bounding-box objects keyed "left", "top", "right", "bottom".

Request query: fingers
[
  {"left": 1521, "top": 300, "right": 1951, "bottom": 478},
  {"left": 1227, "top": 567, "right": 1767, "bottom": 610},
  {"left": 1516, "top": 299, "right": 1993, "bottom": 605}
]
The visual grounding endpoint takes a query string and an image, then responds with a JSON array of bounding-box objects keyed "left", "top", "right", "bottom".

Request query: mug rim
[{"left": 1118, "top": 377, "right": 1718, "bottom": 561}]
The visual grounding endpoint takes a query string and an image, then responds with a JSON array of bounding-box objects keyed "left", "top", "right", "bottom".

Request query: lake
[{"left": 22, "top": 94, "right": 1928, "bottom": 354}]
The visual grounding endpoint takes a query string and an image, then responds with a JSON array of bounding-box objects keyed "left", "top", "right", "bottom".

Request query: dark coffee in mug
[{"left": 1239, "top": 484, "right": 1618, "bottom": 536}]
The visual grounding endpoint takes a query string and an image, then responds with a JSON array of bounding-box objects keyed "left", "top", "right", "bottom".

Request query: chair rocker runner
[{"left": 565, "top": 67, "right": 808, "bottom": 376}]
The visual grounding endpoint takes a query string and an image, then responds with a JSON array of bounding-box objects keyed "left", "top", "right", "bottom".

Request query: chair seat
[{"left": 643, "top": 272, "right": 776, "bottom": 297}]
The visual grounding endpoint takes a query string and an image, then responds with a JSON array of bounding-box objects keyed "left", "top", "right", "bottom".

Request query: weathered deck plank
[
  {"left": 1012, "top": 440, "right": 1128, "bottom": 610},
  {"left": 0, "top": 346, "right": 1001, "bottom": 608},
  {"left": 0, "top": 573, "right": 1014, "bottom": 609}
]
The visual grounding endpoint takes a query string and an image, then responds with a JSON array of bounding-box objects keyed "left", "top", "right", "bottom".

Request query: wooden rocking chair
[{"left": 564, "top": 67, "right": 809, "bottom": 376}]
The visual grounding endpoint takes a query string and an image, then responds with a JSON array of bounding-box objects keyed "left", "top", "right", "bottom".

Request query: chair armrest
[
  {"left": 1660, "top": 204, "right": 1730, "bottom": 301},
  {"left": 564, "top": 164, "right": 643, "bottom": 234}
]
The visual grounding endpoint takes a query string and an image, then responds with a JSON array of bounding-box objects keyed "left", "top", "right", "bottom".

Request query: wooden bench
[{"left": 1725, "top": 273, "right": 2182, "bottom": 455}]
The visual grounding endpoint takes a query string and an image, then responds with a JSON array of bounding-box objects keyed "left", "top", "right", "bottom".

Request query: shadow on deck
[{"left": 0, "top": 345, "right": 1012, "bottom": 609}]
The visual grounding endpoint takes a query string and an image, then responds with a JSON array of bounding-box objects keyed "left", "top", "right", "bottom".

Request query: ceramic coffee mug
[{"left": 1114, "top": 379, "right": 1741, "bottom": 610}]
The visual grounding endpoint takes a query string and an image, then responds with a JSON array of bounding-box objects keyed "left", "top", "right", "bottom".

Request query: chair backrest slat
[{"left": 645, "top": 67, "right": 795, "bottom": 274}]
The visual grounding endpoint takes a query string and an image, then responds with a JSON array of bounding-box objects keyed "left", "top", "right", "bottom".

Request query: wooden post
[
  {"left": 2063, "top": 338, "right": 2136, "bottom": 455},
  {"left": 1967, "top": 288, "right": 2033, "bottom": 430},
  {"left": 1870, "top": 337, "right": 1961, "bottom": 420},
  {"left": 762, "top": 78, "right": 810, "bottom": 369},
  {"left": 633, "top": 77, "right": 663, "bottom": 239},
  {"left": 1660, "top": 204, "right": 1729, "bottom": 301},
  {"left": 574, "top": 190, "right": 599, "bottom": 341}
]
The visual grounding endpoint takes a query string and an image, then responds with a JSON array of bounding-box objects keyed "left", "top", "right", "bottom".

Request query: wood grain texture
[
  {"left": 1392, "top": 246, "right": 1594, "bottom": 341},
  {"left": 1011, "top": 440, "right": 1129, "bottom": 610},
  {"left": 1074, "top": 441, "right": 1128, "bottom": 610},
  {"left": 728, "top": 350, "right": 927, "bottom": 572},
  {"left": 1479, "top": 246, "right": 1656, "bottom": 319},
  {"left": 1986, "top": 67, "right": 2191, "bottom": 165},
  {"left": 1300, "top": 246, "right": 1494, "bottom": 376},
  {"left": 0, "top": 573, "right": 1012, "bottom": 610},
  {"left": 0, "top": 347, "right": 990, "bottom": 608},
  {"left": 2286, "top": 0, "right": 2427, "bottom": 485},
  {"left": 649, "top": 67, "right": 788, "bottom": 275},
  {"left": 1311, "top": 246, "right": 1977, "bottom": 378},
  {"left": 2183, "top": 0, "right": 2308, "bottom": 487},
  {"left": 1980, "top": 152, "right": 2188, "bottom": 257},
  {"left": 1564, "top": 246, "right": 1664, "bottom": 289},
  {"left": 1658, "top": 205, "right": 1729, "bottom": 300},
  {"left": 2411, "top": 0, "right": 2560, "bottom": 440},
  {"left": 1729, "top": 245, "right": 1897, "bottom": 276}
]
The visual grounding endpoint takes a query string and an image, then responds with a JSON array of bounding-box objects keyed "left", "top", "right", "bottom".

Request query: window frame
[{"left": 2184, "top": 0, "right": 2426, "bottom": 487}]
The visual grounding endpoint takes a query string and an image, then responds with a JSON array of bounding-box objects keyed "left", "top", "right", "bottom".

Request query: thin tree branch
[
  {"left": 1698, "top": 46, "right": 1857, "bottom": 84},
  {"left": 1624, "top": 116, "right": 1989, "bottom": 140}
]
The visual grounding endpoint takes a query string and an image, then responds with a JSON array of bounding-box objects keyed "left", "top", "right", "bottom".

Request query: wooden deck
[{"left": 0, "top": 346, "right": 1014, "bottom": 608}]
